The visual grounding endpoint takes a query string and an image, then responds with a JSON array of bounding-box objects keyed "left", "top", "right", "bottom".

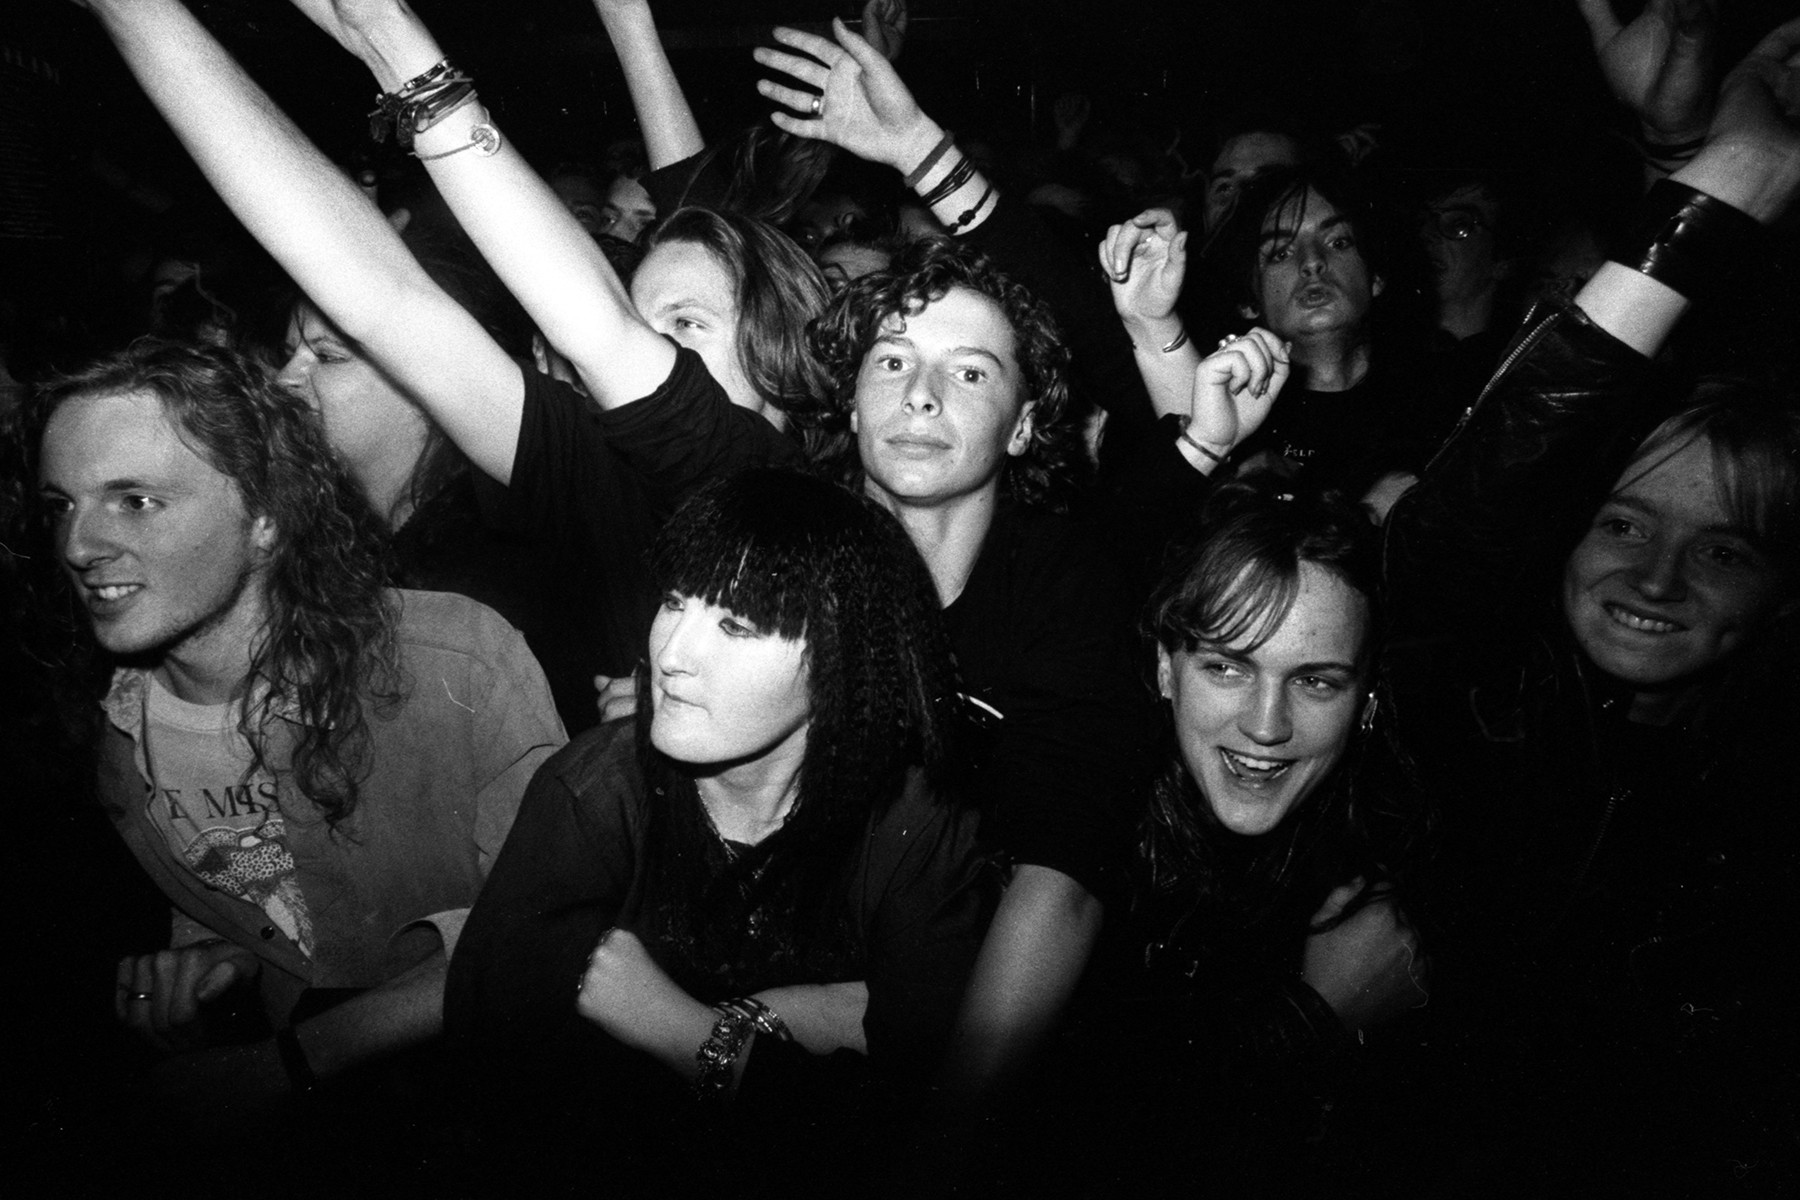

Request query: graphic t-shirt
[{"left": 144, "top": 678, "right": 314, "bottom": 956}]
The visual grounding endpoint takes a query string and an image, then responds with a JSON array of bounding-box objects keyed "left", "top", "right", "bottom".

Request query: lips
[
  {"left": 1603, "top": 602, "right": 1684, "bottom": 635},
  {"left": 1294, "top": 283, "right": 1336, "bottom": 308},
  {"left": 1218, "top": 747, "right": 1293, "bottom": 786},
  {"left": 85, "top": 582, "right": 143, "bottom": 609},
  {"left": 884, "top": 432, "right": 952, "bottom": 457}
]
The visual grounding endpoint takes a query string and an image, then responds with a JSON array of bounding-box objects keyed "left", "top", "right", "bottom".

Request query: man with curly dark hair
[
  {"left": 811, "top": 238, "right": 1153, "bottom": 1100},
  {"left": 25, "top": 338, "right": 564, "bottom": 1105}
]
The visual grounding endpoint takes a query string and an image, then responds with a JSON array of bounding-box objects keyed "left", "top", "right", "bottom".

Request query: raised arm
[
  {"left": 1572, "top": 12, "right": 1800, "bottom": 356},
  {"left": 289, "top": 0, "right": 677, "bottom": 420},
  {"left": 1576, "top": 0, "right": 1717, "bottom": 185},
  {"left": 591, "top": 0, "right": 704, "bottom": 169},
  {"left": 1100, "top": 208, "right": 1200, "bottom": 419},
  {"left": 76, "top": 0, "right": 524, "bottom": 482}
]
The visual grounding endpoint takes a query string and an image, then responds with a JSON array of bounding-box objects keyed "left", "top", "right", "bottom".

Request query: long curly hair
[
  {"left": 1138, "top": 477, "right": 1421, "bottom": 945},
  {"left": 630, "top": 468, "right": 961, "bottom": 998},
  {"left": 808, "top": 237, "right": 1087, "bottom": 512},
  {"left": 644, "top": 207, "right": 836, "bottom": 454},
  {"left": 19, "top": 338, "right": 399, "bottom": 825}
]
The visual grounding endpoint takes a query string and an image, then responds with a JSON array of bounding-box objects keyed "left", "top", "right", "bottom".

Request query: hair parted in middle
[
  {"left": 645, "top": 206, "right": 836, "bottom": 451},
  {"left": 809, "top": 237, "right": 1086, "bottom": 513},
  {"left": 632, "top": 466, "right": 963, "bottom": 998},
  {"left": 23, "top": 337, "right": 400, "bottom": 826}
]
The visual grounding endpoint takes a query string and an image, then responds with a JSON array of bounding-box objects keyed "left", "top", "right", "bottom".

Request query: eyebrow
[
  {"left": 1606, "top": 494, "right": 1756, "bottom": 539},
  {"left": 871, "top": 333, "right": 1009, "bottom": 372},
  {"left": 1259, "top": 214, "right": 1349, "bottom": 246},
  {"left": 1203, "top": 645, "right": 1359, "bottom": 675},
  {"left": 652, "top": 299, "right": 724, "bottom": 319}
]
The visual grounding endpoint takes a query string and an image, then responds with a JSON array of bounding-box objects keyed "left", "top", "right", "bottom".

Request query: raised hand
[
  {"left": 1099, "top": 207, "right": 1187, "bottom": 325},
  {"left": 1189, "top": 328, "right": 1291, "bottom": 459},
  {"left": 754, "top": 18, "right": 940, "bottom": 173},
  {"left": 1576, "top": 0, "right": 1717, "bottom": 141},
  {"left": 117, "top": 940, "right": 261, "bottom": 1054},
  {"left": 861, "top": 0, "right": 909, "bottom": 63}
]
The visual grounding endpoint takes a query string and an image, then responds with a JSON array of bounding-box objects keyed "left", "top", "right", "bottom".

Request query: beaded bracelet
[
  {"left": 1612, "top": 179, "right": 1763, "bottom": 304},
  {"left": 945, "top": 184, "right": 993, "bottom": 234},
  {"left": 693, "top": 1005, "right": 754, "bottom": 1102}
]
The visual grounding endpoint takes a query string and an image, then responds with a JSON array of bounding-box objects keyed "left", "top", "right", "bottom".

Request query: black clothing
[
  {"left": 444, "top": 719, "right": 992, "bottom": 1192},
  {"left": 1385, "top": 302, "right": 1800, "bottom": 1193},
  {"left": 497, "top": 352, "right": 800, "bottom": 730},
  {"left": 944, "top": 503, "right": 1157, "bottom": 908},
  {"left": 1229, "top": 363, "right": 1429, "bottom": 498}
]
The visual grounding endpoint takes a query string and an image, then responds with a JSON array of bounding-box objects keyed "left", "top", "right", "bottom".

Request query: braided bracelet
[{"left": 945, "top": 185, "right": 993, "bottom": 234}]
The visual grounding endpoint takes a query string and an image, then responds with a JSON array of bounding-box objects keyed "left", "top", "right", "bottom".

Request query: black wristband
[
  {"left": 275, "top": 1025, "right": 317, "bottom": 1096},
  {"left": 1611, "top": 179, "right": 1763, "bottom": 304}
]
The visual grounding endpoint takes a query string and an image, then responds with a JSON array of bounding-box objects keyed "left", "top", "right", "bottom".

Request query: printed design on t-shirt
[{"left": 180, "top": 812, "right": 315, "bottom": 954}]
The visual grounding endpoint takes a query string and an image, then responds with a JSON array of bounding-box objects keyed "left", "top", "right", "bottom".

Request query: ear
[
  {"left": 1238, "top": 300, "right": 1261, "bottom": 321},
  {"left": 849, "top": 406, "right": 860, "bottom": 435},
  {"left": 250, "top": 514, "right": 278, "bottom": 556},
  {"left": 1156, "top": 645, "right": 1174, "bottom": 700},
  {"left": 1371, "top": 273, "right": 1386, "bottom": 299},
  {"left": 1005, "top": 401, "right": 1037, "bottom": 458}
]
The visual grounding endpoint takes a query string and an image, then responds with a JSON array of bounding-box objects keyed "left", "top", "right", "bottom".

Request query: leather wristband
[{"left": 1611, "top": 179, "right": 1762, "bottom": 304}]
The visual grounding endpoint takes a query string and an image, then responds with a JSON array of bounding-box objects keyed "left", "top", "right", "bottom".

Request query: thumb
[{"left": 195, "top": 957, "right": 247, "bottom": 1002}]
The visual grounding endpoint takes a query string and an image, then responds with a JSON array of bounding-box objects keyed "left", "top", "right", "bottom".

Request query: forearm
[
  {"left": 595, "top": 0, "right": 704, "bottom": 168},
  {"left": 344, "top": 3, "right": 674, "bottom": 408},
  {"left": 89, "top": 0, "right": 523, "bottom": 482},
  {"left": 1121, "top": 313, "right": 1200, "bottom": 421},
  {"left": 291, "top": 951, "right": 449, "bottom": 1079},
  {"left": 941, "top": 864, "right": 1103, "bottom": 1096}
]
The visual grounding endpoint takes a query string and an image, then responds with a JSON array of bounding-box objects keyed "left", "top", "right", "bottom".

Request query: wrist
[
  {"left": 349, "top": 9, "right": 447, "bottom": 94},
  {"left": 893, "top": 118, "right": 949, "bottom": 178},
  {"left": 1121, "top": 311, "right": 1182, "bottom": 343},
  {"left": 1671, "top": 139, "right": 1800, "bottom": 226}
]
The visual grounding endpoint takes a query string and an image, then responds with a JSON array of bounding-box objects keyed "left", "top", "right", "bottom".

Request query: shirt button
[{"left": 259, "top": 926, "right": 277, "bottom": 940}]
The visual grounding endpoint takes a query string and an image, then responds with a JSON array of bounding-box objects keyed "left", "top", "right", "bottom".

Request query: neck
[
  {"left": 357, "top": 426, "right": 432, "bottom": 531},
  {"left": 1289, "top": 332, "right": 1372, "bottom": 393},
  {"left": 151, "top": 581, "right": 270, "bottom": 707},
  {"left": 1627, "top": 684, "right": 1696, "bottom": 728},
  {"left": 866, "top": 481, "right": 999, "bottom": 607},
  {"left": 1436, "top": 289, "right": 1496, "bottom": 342},
  {"left": 696, "top": 727, "right": 808, "bottom": 845}
]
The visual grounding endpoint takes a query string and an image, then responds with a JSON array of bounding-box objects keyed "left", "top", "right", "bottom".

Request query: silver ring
[
  {"left": 127, "top": 991, "right": 153, "bottom": 1002},
  {"left": 809, "top": 95, "right": 823, "bottom": 116}
]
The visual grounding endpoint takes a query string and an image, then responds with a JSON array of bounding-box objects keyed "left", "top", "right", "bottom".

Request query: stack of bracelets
[
  {"left": 693, "top": 995, "right": 793, "bottom": 1102},
  {"left": 914, "top": 144, "right": 993, "bottom": 235},
  {"left": 367, "top": 58, "right": 502, "bottom": 161}
]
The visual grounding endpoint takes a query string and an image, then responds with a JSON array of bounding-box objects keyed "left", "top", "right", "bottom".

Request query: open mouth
[
  {"left": 1604, "top": 603, "right": 1683, "bottom": 635},
  {"left": 88, "top": 583, "right": 143, "bottom": 605},
  {"left": 1219, "top": 747, "right": 1292, "bottom": 785}
]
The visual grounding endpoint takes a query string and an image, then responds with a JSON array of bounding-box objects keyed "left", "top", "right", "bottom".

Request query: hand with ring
[{"left": 117, "top": 939, "right": 262, "bottom": 1053}]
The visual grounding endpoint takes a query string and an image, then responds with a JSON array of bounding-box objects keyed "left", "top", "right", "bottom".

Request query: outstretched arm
[
  {"left": 1573, "top": 12, "right": 1800, "bottom": 356},
  {"left": 76, "top": 0, "right": 525, "bottom": 482},
  {"left": 1576, "top": 0, "right": 1717, "bottom": 182},
  {"left": 1100, "top": 208, "right": 1199, "bottom": 419},
  {"left": 755, "top": 18, "right": 995, "bottom": 236},
  {"left": 290, "top": 0, "right": 677, "bottom": 414},
  {"left": 592, "top": 0, "right": 704, "bottom": 169}
]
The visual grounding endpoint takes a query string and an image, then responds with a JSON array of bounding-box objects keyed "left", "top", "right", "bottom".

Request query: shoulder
[
  {"left": 975, "top": 505, "right": 1133, "bottom": 614},
  {"left": 391, "top": 588, "right": 528, "bottom": 663},
  {"left": 527, "top": 717, "right": 646, "bottom": 826}
]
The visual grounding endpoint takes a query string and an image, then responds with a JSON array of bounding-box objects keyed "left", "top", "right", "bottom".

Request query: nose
[
  {"left": 1239, "top": 679, "right": 1293, "bottom": 747},
  {"left": 901, "top": 369, "right": 941, "bottom": 416},
  {"left": 1632, "top": 537, "right": 1689, "bottom": 603},
  {"left": 59, "top": 504, "right": 117, "bottom": 571},
  {"left": 275, "top": 346, "right": 311, "bottom": 396},
  {"left": 1298, "top": 239, "right": 1326, "bottom": 277},
  {"left": 652, "top": 606, "right": 699, "bottom": 677}
]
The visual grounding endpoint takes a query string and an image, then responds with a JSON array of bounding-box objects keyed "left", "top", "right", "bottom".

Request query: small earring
[{"left": 1360, "top": 691, "right": 1379, "bottom": 734}]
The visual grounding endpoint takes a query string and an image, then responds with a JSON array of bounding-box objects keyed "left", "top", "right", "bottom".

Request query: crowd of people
[{"left": 5, "top": 0, "right": 1799, "bottom": 1194}]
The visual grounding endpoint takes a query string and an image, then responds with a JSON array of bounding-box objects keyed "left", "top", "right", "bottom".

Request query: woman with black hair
[{"left": 443, "top": 468, "right": 992, "bottom": 1192}]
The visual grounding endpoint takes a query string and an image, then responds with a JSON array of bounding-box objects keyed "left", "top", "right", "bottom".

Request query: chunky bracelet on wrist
[
  {"left": 718, "top": 996, "right": 793, "bottom": 1044},
  {"left": 918, "top": 155, "right": 976, "bottom": 207},
  {"left": 693, "top": 1005, "right": 754, "bottom": 1102},
  {"left": 367, "top": 58, "right": 478, "bottom": 148},
  {"left": 1611, "top": 179, "right": 1763, "bottom": 303}
]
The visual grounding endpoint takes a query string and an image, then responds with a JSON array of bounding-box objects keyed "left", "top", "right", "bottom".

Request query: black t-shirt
[
  {"left": 1229, "top": 364, "right": 1427, "bottom": 498},
  {"left": 943, "top": 503, "right": 1157, "bottom": 906},
  {"left": 501, "top": 351, "right": 802, "bottom": 730}
]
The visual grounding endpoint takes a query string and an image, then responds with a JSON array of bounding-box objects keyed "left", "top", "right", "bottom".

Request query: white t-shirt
[{"left": 143, "top": 676, "right": 314, "bottom": 957}]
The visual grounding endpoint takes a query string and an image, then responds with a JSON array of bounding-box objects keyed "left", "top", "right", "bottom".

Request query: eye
[
  {"left": 1212, "top": 179, "right": 1236, "bottom": 198},
  {"left": 1700, "top": 542, "right": 1758, "bottom": 571},
  {"left": 660, "top": 593, "right": 685, "bottom": 613},
  {"left": 38, "top": 493, "right": 72, "bottom": 517},
  {"left": 672, "top": 316, "right": 704, "bottom": 333},
  {"left": 955, "top": 366, "right": 988, "bottom": 385},
  {"left": 1295, "top": 674, "right": 1348, "bottom": 696},
  {"left": 1201, "top": 659, "right": 1249, "bottom": 682},
  {"left": 1596, "top": 512, "right": 1644, "bottom": 540},
  {"left": 876, "top": 354, "right": 906, "bottom": 372},
  {"left": 1329, "top": 235, "right": 1355, "bottom": 251},
  {"left": 718, "top": 615, "right": 760, "bottom": 638},
  {"left": 1263, "top": 244, "right": 1292, "bottom": 265},
  {"left": 121, "top": 494, "right": 161, "bottom": 514}
]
